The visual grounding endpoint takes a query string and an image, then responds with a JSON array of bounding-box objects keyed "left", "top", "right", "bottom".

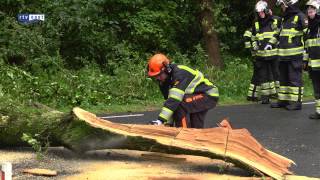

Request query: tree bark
[
  {"left": 72, "top": 107, "right": 295, "bottom": 180},
  {"left": 266, "top": 0, "right": 277, "bottom": 10},
  {"left": 0, "top": 102, "right": 296, "bottom": 180},
  {"left": 200, "top": 0, "right": 223, "bottom": 68}
]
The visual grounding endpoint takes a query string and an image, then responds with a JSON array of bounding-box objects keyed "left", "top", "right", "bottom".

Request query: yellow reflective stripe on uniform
[
  {"left": 185, "top": 71, "right": 204, "bottom": 94},
  {"left": 256, "top": 32, "right": 277, "bottom": 40},
  {"left": 293, "top": 15, "right": 299, "bottom": 24},
  {"left": 289, "top": 87, "right": 300, "bottom": 95},
  {"left": 305, "top": 38, "right": 320, "bottom": 48},
  {"left": 178, "top": 65, "right": 203, "bottom": 94},
  {"left": 316, "top": 99, "right": 320, "bottom": 114},
  {"left": 168, "top": 88, "right": 185, "bottom": 101},
  {"left": 177, "top": 65, "right": 197, "bottom": 75},
  {"left": 274, "top": 19, "right": 278, "bottom": 26},
  {"left": 303, "top": 52, "right": 309, "bottom": 61},
  {"left": 248, "top": 84, "right": 260, "bottom": 98},
  {"left": 244, "top": 30, "right": 252, "bottom": 37},
  {"left": 309, "top": 59, "right": 320, "bottom": 68},
  {"left": 260, "top": 82, "right": 276, "bottom": 96},
  {"left": 245, "top": 42, "right": 252, "bottom": 48},
  {"left": 252, "top": 41, "right": 258, "bottom": 49},
  {"left": 159, "top": 107, "right": 173, "bottom": 121},
  {"left": 203, "top": 78, "right": 213, "bottom": 86},
  {"left": 278, "top": 47, "right": 304, "bottom": 56},
  {"left": 255, "top": 22, "right": 259, "bottom": 32},
  {"left": 256, "top": 49, "right": 278, "bottom": 57},
  {"left": 278, "top": 86, "right": 303, "bottom": 101},
  {"left": 278, "top": 91, "right": 294, "bottom": 101},
  {"left": 206, "top": 87, "right": 219, "bottom": 97},
  {"left": 280, "top": 29, "right": 303, "bottom": 37},
  {"left": 269, "top": 37, "right": 278, "bottom": 44},
  {"left": 278, "top": 93, "right": 291, "bottom": 101},
  {"left": 178, "top": 65, "right": 218, "bottom": 96}
]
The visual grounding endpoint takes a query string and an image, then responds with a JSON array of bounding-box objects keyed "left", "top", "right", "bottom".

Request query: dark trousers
[
  {"left": 309, "top": 71, "right": 320, "bottom": 114},
  {"left": 247, "top": 61, "right": 260, "bottom": 99},
  {"left": 271, "top": 58, "right": 280, "bottom": 92},
  {"left": 256, "top": 60, "right": 277, "bottom": 96},
  {"left": 172, "top": 94, "right": 218, "bottom": 129},
  {"left": 271, "top": 59, "right": 280, "bottom": 83},
  {"left": 309, "top": 70, "right": 320, "bottom": 99},
  {"left": 278, "top": 60, "right": 303, "bottom": 102}
]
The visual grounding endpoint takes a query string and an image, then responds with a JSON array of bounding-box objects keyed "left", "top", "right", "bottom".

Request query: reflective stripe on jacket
[{"left": 158, "top": 64, "right": 219, "bottom": 122}]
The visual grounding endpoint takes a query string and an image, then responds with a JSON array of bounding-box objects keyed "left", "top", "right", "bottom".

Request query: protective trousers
[
  {"left": 172, "top": 94, "right": 218, "bottom": 128},
  {"left": 247, "top": 61, "right": 260, "bottom": 101},
  {"left": 278, "top": 60, "right": 303, "bottom": 102},
  {"left": 271, "top": 58, "right": 280, "bottom": 93},
  {"left": 309, "top": 70, "right": 320, "bottom": 114},
  {"left": 255, "top": 60, "right": 277, "bottom": 97}
]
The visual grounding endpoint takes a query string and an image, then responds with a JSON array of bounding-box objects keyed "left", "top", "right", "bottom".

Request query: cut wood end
[
  {"left": 22, "top": 168, "right": 57, "bottom": 176},
  {"left": 72, "top": 107, "right": 297, "bottom": 180},
  {"left": 218, "top": 118, "right": 233, "bottom": 129}
]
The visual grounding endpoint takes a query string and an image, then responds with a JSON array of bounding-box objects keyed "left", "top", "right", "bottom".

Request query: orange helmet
[{"left": 147, "top": 53, "right": 170, "bottom": 77}]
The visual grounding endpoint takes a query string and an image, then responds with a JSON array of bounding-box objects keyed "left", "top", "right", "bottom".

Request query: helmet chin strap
[{"left": 163, "top": 63, "right": 172, "bottom": 73}]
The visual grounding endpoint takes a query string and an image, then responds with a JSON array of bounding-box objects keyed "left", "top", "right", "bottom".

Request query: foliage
[
  {"left": 0, "top": 0, "right": 315, "bottom": 111},
  {"left": 21, "top": 133, "right": 49, "bottom": 159}
]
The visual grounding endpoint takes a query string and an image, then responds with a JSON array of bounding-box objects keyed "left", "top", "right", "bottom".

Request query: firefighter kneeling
[{"left": 147, "top": 53, "right": 219, "bottom": 128}]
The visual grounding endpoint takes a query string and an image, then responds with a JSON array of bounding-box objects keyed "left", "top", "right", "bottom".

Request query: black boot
[
  {"left": 285, "top": 101, "right": 302, "bottom": 111},
  {"left": 261, "top": 96, "right": 270, "bottom": 104},
  {"left": 247, "top": 96, "right": 260, "bottom": 102},
  {"left": 270, "top": 100, "right": 288, "bottom": 108},
  {"left": 309, "top": 113, "right": 320, "bottom": 119}
]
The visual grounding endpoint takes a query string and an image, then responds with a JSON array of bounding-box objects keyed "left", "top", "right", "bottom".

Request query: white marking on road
[
  {"left": 99, "top": 114, "right": 144, "bottom": 119},
  {"left": 303, "top": 102, "right": 315, "bottom": 105}
]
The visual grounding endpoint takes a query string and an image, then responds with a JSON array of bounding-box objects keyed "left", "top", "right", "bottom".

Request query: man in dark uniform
[
  {"left": 248, "top": 1, "right": 281, "bottom": 104},
  {"left": 304, "top": 0, "right": 320, "bottom": 119},
  {"left": 244, "top": 28, "right": 261, "bottom": 102},
  {"left": 271, "top": 0, "right": 307, "bottom": 110},
  {"left": 147, "top": 53, "right": 219, "bottom": 128}
]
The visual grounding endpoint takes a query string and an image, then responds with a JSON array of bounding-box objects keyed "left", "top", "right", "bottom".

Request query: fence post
[{"left": 1, "top": 162, "right": 12, "bottom": 180}]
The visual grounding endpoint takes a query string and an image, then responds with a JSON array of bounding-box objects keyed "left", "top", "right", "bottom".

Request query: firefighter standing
[
  {"left": 304, "top": 0, "right": 320, "bottom": 119},
  {"left": 244, "top": 28, "right": 261, "bottom": 102},
  {"left": 249, "top": 1, "right": 281, "bottom": 104},
  {"left": 271, "top": 0, "right": 307, "bottom": 110},
  {"left": 147, "top": 53, "right": 219, "bottom": 128}
]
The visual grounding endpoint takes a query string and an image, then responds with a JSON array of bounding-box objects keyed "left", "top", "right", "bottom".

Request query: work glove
[
  {"left": 264, "top": 44, "right": 273, "bottom": 50},
  {"left": 149, "top": 119, "right": 163, "bottom": 125}
]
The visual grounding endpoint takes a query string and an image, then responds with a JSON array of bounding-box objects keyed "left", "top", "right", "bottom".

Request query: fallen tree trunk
[
  {"left": 72, "top": 107, "right": 295, "bottom": 180},
  {"left": 0, "top": 101, "right": 296, "bottom": 180}
]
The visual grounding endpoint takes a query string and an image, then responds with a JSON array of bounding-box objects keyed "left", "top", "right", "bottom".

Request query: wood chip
[{"left": 23, "top": 168, "right": 57, "bottom": 176}]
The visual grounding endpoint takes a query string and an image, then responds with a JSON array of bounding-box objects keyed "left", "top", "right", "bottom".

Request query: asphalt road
[{"left": 99, "top": 102, "right": 320, "bottom": 177}]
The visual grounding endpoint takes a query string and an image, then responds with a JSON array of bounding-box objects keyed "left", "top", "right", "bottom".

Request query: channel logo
[{"left": 17, "top": 13, "right": 45, "bottom": 24}]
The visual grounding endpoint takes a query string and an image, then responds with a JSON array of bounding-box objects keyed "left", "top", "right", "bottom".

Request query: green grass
[{"left": 0, "top": 54, "right": 316, "bottom": 115}]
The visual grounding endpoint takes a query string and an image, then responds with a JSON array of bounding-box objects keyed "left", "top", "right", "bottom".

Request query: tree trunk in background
[
  {"left": 266, "top": 0, "right": 277, "bottom": 10},
  {"left": 200, "top": 0, "right": 223, "bottom": 69}
]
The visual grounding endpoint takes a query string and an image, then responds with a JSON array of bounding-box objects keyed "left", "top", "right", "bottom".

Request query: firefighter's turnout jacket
[
  {"left": 157, "top": 64, "right": 219, "bottom": 123},
  {"left": 243, "top": 16, "right": 281, "bottom": 99},
  {"left": 304, "top": 15, "right": 320, "bottom": 114},
  {"left": 277, "top": 8, "right": 307, "bottom": 102},
  {"left": 244, "top": 29, "right": 260, "bottom": 100}
]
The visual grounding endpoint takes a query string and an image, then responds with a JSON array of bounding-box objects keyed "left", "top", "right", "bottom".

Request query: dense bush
[{"left": 0, "top": 0, "right": 314, "bottom": 111}]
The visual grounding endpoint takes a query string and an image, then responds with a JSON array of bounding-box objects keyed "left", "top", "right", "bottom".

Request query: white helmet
[
  {"left": 255, "top": 1, "right": 269, "bottom": 13},
  {"left": 306, "top": 0, "right": 320, "bottom": 10},
  {"left": 276, "top": 0, "right": 299, "bottom": 6}
]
